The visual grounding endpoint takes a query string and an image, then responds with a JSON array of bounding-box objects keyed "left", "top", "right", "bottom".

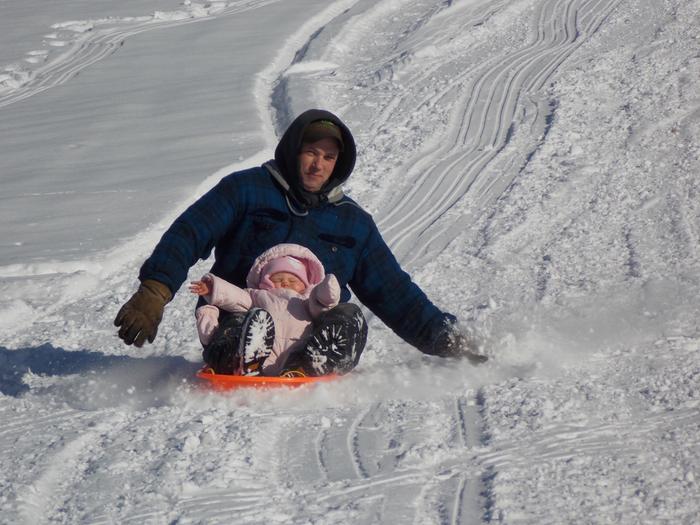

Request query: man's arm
[
  {"left": 138, "top": 177, "right": 243, "bottom": 295},
  {"left": 115, "top": 176, "right": 243, "bottom": 346},
  {"left": 350, "top": 222, "right": 486, "bottom": 362},
  {"left": 350, "top": 222, "right": 449, "bottom": 352}
]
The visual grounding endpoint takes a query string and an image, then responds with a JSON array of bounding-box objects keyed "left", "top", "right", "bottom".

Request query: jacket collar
[{"left": 263, "top": 160, "right": 344, "bottom": 211}]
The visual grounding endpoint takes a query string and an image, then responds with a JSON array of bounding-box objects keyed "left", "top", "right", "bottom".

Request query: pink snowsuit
[{"left": 195, "top": 243, "right": 340, "bottom": 375}]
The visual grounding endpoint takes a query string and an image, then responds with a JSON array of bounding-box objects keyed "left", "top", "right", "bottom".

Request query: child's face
[{"left": 269, "top": 272, "right": 306, "bottom": 293}]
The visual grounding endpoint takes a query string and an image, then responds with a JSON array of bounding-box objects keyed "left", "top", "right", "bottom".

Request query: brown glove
[{"left": 114, "top": 279, "right": 172, "bottom": 347}]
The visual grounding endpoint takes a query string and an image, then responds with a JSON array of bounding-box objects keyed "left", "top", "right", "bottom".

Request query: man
[{"left": 114, "top": 109, "right": 485, "bottom": 375}]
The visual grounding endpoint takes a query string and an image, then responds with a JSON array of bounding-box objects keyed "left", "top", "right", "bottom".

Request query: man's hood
[{"left": 273, "top": 109, "right": 356, "bottom": 207}]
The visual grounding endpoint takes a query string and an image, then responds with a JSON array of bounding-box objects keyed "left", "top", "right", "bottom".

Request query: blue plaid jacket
[{"left": 139, "top": 165, "right": 453, "bottom": 353}]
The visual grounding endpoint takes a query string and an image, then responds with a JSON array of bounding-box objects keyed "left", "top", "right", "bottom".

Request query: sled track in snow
[
  {"left": 252, "top": 394, "right": 489, "bottom": 523},
  {"left": 0, "top": 403, "right": 130, "bottom": 525},
  {"left": 0, "top": 0, "right": 283, "bottom": 110},
  {"left": 478, "top": 405, "right": 700, "bottom": 471},
  {"left": 18, "top": 413, "right": 130, "bottom": 524},
  {"left": 361, "top": 0, "right": 511, "bottom": 140},
  {"left": 376, "top": 0, "right": 623, "bottom": 265}
]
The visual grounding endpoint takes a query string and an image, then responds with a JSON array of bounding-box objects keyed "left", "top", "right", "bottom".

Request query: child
[{"left": 190, "top": 243, "right": 340, "bottom": 376}]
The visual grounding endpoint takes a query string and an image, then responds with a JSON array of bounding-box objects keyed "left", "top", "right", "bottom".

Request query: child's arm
[
  {"left": 198, "top": 273, "right": 252, "bottom": 313},
  {"left": 308, "top": 274, "right": 341, "bottom": 318}
]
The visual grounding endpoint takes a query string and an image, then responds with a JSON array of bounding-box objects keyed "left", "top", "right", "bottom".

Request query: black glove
[
  {"left": 430, "top": 321, "right": 488, "bottom": 365},
  {"left": 114, "top": 279, "right": 172, "bottom": 347}
]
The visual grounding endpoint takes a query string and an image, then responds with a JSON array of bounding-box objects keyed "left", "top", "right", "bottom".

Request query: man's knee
[
  {"left": 307, "top": 303, "right": 368, "bottom": 375},
  {"left": 319, "top": 303, "right": 364, "bottom": 325}
]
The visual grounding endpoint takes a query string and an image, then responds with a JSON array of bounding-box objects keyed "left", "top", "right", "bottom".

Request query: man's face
[{"left": 298, "top": 138, "right": 340, "bottom": 192}]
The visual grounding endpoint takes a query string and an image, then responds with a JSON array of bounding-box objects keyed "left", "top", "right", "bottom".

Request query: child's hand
[
  {"left": 314, "top": 274, "right": 340, "bottom": 307},
  {"left": 189, "top": 280, "right": 210, "bottom": 296}
]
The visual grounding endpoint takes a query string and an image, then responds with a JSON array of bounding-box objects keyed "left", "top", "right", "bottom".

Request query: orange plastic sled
[{"left": 196, "top": 368, "right": 338, "bottom": 391}]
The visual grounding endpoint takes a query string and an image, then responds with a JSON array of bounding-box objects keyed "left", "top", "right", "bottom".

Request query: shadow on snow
[{"left": 0, "top": 344, "right": 200, "bottom": 399}]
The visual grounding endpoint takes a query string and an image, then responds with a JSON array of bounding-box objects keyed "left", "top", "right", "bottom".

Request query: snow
[{"left": 1, "top": 0, "right": 699, "bottom": 523}]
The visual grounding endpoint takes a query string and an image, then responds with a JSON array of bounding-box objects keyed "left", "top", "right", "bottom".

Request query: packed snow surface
[{"left": 1, "top": 0, "right": 699, "bottom": 523}]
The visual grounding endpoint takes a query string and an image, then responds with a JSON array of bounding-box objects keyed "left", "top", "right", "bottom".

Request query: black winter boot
[
  {"left": 283, "top": 303, "right": 367, "bottom": 376},
  {"left": 238, "top": 308, "right": 275, "bottom": 376},
  {"left": 202, "top": 312, "right": 247, "bottom": 374}
]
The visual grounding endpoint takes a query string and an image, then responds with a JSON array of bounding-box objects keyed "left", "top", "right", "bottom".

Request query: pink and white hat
[
  {"left": 247, "top": 243, "right": 326, "bottom": 290},
  {"left": 259, "top": 255, "right": 309, "bottom": 289}
]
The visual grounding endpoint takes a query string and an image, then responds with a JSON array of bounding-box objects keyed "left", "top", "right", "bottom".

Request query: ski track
[
  {"left": 478, "top": 406, "right": 700, "bottom": 470},
  {"left": 375, "top": 0, "right": 624, "bottom": 265},
  {"left": 262, "top": 393, "right": 489, "bottom": 522},
  {"left": 17, "top": 413, "right": 129, "bottom": 525},
  {"left": 0, "top": 401, "right": 127, "bottom": 525},
  {"left": 0, "top": 0, "right": 284, "bottom": 110}
]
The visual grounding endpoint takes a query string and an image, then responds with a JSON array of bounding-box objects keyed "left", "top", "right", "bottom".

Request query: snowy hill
[{"left": 1, "top": 0, "right": 699, "bottom": 523}]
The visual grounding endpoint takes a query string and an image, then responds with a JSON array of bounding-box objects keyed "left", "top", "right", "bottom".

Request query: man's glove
[
  {"left": 431, "top": 321, "right": 488, "bottom": 365},
  {"left": 114, "top": 279, "right": 172, "bottom": 347}
]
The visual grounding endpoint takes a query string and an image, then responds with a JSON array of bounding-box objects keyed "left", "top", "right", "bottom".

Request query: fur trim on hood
[{"left": 246, "top": 243, "right": 326, "bottom": 290}]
